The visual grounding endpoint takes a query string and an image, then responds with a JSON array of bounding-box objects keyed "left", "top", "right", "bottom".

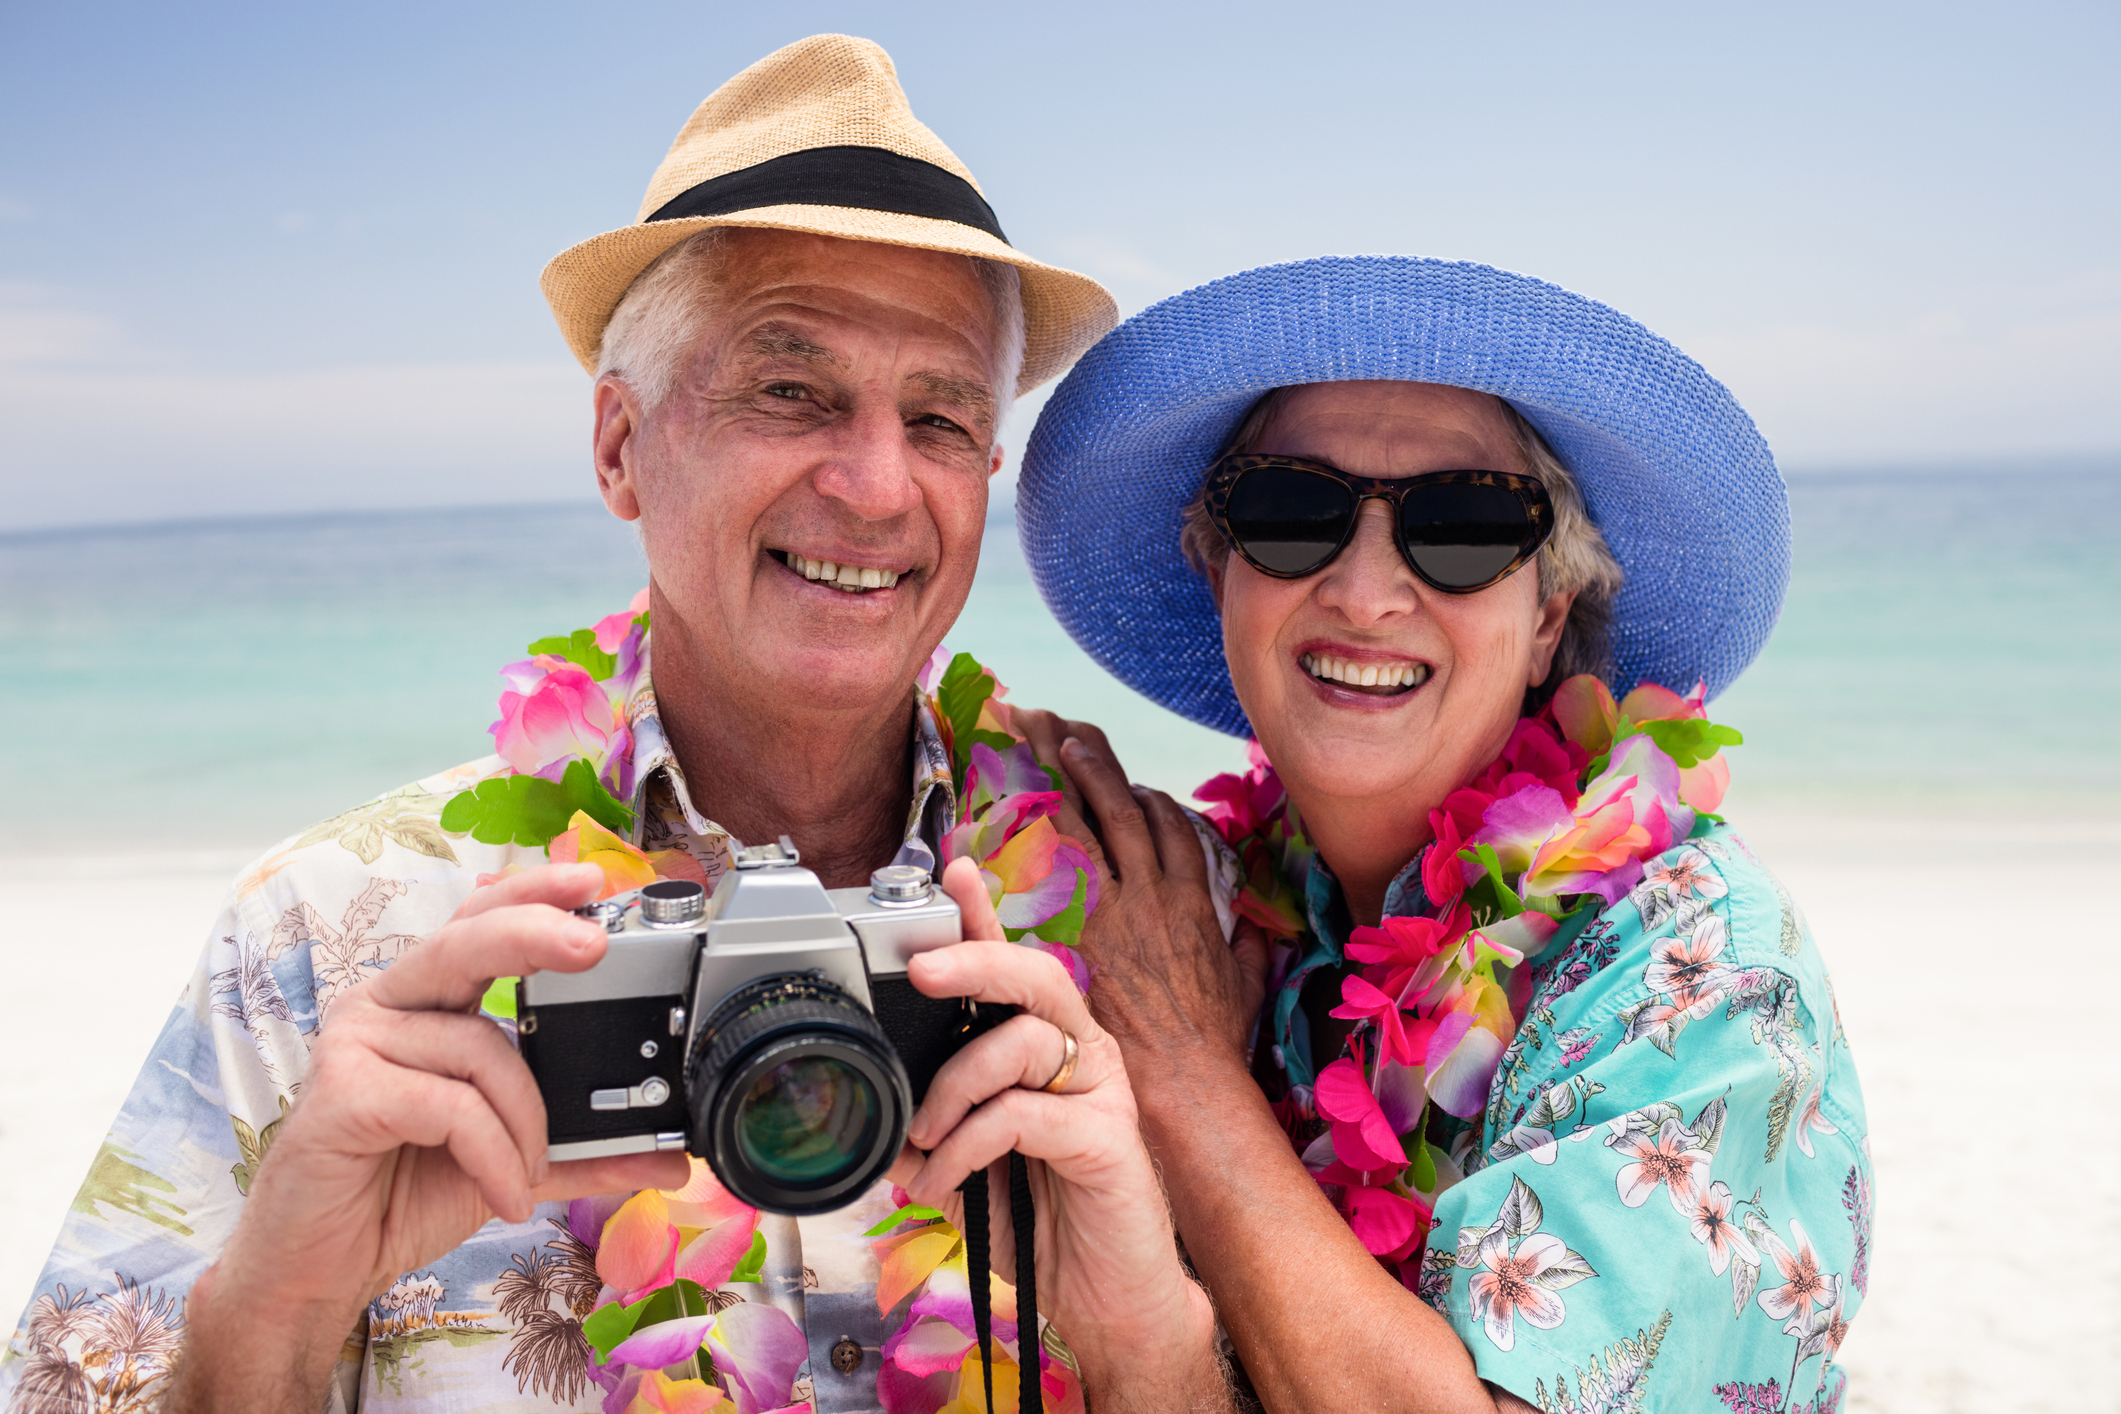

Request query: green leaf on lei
[
  {"left": 439, "top": 758, "right": 634, "bottom": 847},
  {"left": 862, "top": 1203, "right": 946, "bottom": 1237},
  {"left": 581, "top": 1290, "right": 655, "bottom": 1360},
  {"left": 479, "top": 976, "right": 518, "bottom": 1019},
  {"left": 526, "top": 627, "right": 619, "bottom": 681},
  {"left": 1408, "top": 1131, "right": 1438, "bottom": 1194},
  {"left": 1629, "top": 717, "right": 1743, "bottom": 769},
  {"left": 1457, "top": 843, "right": 1525, "bottom": 927},
  {"left": 582, "top": 1279, "right": 713, "bottom": 1360},
  {"left": 936, "top": 652, "right": 1000, "bottom": 779},
  {"left": 728, "top": 1229, "right": 768, "bottom": 1282}
]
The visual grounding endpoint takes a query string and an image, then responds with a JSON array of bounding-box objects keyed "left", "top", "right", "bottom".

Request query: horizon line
[{"left": 4, "top": 449, "right": 2118, "bottom": 543}]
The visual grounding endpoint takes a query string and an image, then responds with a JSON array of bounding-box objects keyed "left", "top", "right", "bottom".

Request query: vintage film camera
[{"left": 515, "top": 838, "right": 987, "bottom": 1215}]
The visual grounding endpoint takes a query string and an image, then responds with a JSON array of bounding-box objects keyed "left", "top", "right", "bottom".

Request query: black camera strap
[
  {"left": 959, "top": 1155, "right": 1042, "bottom": 1414},
  {"left": 1009, "top": 1152, "right": 1039, "bottom": 1414}
]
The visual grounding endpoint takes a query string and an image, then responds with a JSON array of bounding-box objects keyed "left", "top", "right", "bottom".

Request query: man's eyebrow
[
  {"left": 907, "top": 370, "right": 996, "bottom": 420},
  {"left": 741, "top": 323, "right": 840, "bottom": 366}
]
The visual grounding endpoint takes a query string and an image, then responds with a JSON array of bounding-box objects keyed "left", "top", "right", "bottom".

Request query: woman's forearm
[{"left": 1132, "top": 1045, "right": 1500, "bottom": 1414}]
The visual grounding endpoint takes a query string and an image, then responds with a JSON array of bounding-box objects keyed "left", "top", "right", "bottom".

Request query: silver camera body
[{"left": 516, "top": 839, "right": 969, "bottom": 1213}]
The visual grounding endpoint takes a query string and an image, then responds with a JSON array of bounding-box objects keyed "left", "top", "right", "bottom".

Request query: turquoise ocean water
[{"left": 2, "top": 464, "right": 2115, "bottom": 854}]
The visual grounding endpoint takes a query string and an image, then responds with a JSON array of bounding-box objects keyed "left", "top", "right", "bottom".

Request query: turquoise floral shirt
[{"left": 1263, "top": 825, "right": 1871, "bottom": 1413}]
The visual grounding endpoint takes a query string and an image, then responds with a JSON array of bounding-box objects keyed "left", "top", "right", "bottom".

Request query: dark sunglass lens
[
  {"left": 1225, "top": 467, "right": 1356, "bottom": 576},
  {"left": 1399, "top": 483, "right": 1536, "bottom": 588}
]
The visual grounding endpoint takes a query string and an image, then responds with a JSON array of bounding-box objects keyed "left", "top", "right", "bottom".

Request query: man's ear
[
  {"left": 1526, "top": 588, "right": 1575, "bottom": 686},
  {"left": 988, "top": 443, "right": 1005, "bottom": 479},
  {"left": 593, "top": 376, "right": 644, "bottom": 522}
]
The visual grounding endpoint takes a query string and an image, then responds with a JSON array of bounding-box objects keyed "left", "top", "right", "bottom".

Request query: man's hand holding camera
[{"left": 173, "top": 865, "right": 689, "bottom": 1412}]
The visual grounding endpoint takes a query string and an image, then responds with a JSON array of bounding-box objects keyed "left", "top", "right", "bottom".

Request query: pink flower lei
[
  {"left": 442, "top": 597, "right": 1095, "bottom": 1413},
  {"left": 1194, "top": 674, "right": 1742, "bottom": 1291}
]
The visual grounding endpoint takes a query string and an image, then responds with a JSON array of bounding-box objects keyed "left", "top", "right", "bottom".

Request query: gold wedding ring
[{"left": 1040, "top": 1026, "right": 1080, "bottom": 1094}]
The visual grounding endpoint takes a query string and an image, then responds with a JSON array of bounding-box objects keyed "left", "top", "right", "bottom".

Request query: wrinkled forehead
[
  {"left": 1258, "top": 380, "right": 1524, "bottom": 476},
  {"left": 704, "top": 228, "right": 1003, "bottom": 378}
]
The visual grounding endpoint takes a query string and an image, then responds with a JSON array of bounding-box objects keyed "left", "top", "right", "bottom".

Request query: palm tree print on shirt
[
  {"left": 266, "top": 877, "right": 425, "bottom": 1023},
  {"left": 10, "top": 1276, "right": 184, "bottom": 1414},
  {"left": 495, "top": 1219, "right": 603, "bottom": 1404}
]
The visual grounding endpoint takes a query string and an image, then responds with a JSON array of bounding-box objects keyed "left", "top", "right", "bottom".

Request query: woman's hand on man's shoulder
[{"left": 1011, "top": 709, "right": 1270, "bottom": 1088}]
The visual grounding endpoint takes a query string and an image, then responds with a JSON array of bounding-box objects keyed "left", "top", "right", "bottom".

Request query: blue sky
[{"left": 2, "top": 0, "right": 2115, "bottom": 530}]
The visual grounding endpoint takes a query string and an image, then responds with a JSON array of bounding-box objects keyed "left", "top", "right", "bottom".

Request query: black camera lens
[
  {"left": 735, "top": 1055, "right": 880, "bottom": 1187},
  {"left": 686, "top": 975, "right": 910, "bottom": 1214}
]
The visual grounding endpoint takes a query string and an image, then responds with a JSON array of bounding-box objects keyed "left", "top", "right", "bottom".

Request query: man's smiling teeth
[
  {"left": 787, "top": 553, "right": 900, "bottom": 592},
  {"left": 1300, "top": 653, "right": 1431, "bottom": 690}
]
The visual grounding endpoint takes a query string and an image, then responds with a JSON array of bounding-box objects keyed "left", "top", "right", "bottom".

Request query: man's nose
[
  {"left": 1311, "top": 499, "right": 1418, "bottom": 626},
  {"left": 811, "top": 402, "right": 925, "bottom": 521}
]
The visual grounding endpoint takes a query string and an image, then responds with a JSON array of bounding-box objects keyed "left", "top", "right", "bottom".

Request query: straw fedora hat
[{"left": 540, "top": 33, "right": 1116, "bottom": 396}]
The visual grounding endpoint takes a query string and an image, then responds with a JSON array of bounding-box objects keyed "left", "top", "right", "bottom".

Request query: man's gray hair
[
  {"left": 1178, "top": 385, "right": 1625, "bottom": 706},
  {"left": 596, "top": 228, "right": 1027, "bottom": 425}
]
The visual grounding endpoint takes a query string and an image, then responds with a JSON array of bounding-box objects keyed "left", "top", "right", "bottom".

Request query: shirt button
[{"left": 830, "top": 1337, "right": 863, "bottom": 1374}]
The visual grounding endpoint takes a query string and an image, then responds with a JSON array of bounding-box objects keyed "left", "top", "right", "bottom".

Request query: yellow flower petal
[
  {"left": 872, "top": 1224, "right": 963, "bottom": 1315},
  {"left": 628, "top": 1369, "right": 726, "bottom": 1414},
  {"left": 551, "top": 810, "right": 659, "bottom": 900}
]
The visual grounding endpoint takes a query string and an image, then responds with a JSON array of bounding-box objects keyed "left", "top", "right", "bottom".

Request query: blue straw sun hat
[{"left": 1017, "top": 256, "right": 1790, "bottom": 739}]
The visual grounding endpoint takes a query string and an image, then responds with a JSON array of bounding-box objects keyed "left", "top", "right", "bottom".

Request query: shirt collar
[
  {"left": 1270, "top": 844, "right": 1433, "bottom": 1091},
  {"left": 621, "top": 634, "right": 957, "bottom": 869}
]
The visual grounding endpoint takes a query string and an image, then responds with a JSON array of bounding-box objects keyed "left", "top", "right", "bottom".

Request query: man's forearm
[
  {"left": 1131, "top": 1046, "right": 1499, "bottom": 1414},
  {"left": 165, "top": 1261, "right": 352, "bottom": 1414},
  {"left": 1073, "top": 1276, "right": 1233, "bottom": 1413}
]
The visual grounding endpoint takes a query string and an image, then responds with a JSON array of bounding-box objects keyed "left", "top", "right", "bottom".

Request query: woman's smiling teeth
[
  {"left": 1300, "top": 652, "right": 1431, "bottom": 693},
  {"left": 785, "top": 552, "right": 900, "bottom": 592}
]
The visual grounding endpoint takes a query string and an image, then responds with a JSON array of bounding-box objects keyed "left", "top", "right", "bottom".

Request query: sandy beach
[{"left": 3, "top": 809, "right": 2114, "bottom": 1412}]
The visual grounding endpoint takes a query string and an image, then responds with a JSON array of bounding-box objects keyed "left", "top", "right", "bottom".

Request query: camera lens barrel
[{"left": 685, "top": 974, "right": 912, "bottom": 1215}]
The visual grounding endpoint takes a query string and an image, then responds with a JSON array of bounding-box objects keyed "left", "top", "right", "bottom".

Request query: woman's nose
[{"left": 1311, "top": 499, "right": 1416, "bottom": 626}]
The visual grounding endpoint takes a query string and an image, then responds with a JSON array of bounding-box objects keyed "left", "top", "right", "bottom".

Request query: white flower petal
[{"left": 1615, "top": 1161, "right": 1660, "bottom": 1208}]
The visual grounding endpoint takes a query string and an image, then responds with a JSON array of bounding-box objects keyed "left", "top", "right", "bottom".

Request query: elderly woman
[{"left": 1012, "top": 258, "right": 1870, "bottom": 1411}]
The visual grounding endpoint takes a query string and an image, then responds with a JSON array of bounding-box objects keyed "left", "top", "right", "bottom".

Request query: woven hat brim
[
  {"left": 540, "top": 208, "right": 1117, "bottom": 397},
  {"left": 1017, "top": 256, "right": 1791, "bottom": 737}
]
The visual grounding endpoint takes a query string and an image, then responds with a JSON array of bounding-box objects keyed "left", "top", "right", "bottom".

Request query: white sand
[
  {"left": 1730, "top": 811, "right": 2121, "bottom": 1413},
  {"left": 0, "top": 852, "right": 248, "bottom": 1326},
  {"left": 2, "top": 818, "right": 2114, "bottom": 1409}
]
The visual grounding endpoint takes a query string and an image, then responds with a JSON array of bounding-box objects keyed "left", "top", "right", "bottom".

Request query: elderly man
[{"left": 2, "top": 36, "right": 1226, "bottom": 1414}]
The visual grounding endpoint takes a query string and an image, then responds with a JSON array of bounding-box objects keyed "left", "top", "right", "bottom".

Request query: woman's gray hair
[
  {"left": 595, "top": 228, "right": 1027, "bottom": 420},
  {"left": 1178, "top": 385, "right": 1625, "bottom": 706}
]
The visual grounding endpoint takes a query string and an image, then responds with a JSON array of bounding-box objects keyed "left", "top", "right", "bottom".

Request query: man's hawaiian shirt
[{"left": 0, "top": 667, "right": 962, "bottom": 1413}]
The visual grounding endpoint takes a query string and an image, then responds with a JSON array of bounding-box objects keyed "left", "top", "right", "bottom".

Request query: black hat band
[{"left": 646, "top": 145, "right": 1009, "bottom": 246}]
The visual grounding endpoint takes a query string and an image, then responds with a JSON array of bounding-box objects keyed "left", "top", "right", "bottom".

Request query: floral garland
[
  {"left": 441, "top": 594, "right": 1094, "bottom": 1413},
  {"left": 1194, "top": 675, "right": 1741, "bottom": 1292}
]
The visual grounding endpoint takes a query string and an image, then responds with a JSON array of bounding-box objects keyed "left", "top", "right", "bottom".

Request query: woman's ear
[
  {"left": 1527, "top": 589, "right": 1574, "bottom": 686},
  {"left": 1204, "top": 555, "right": 1227, "bottom": 610}
]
